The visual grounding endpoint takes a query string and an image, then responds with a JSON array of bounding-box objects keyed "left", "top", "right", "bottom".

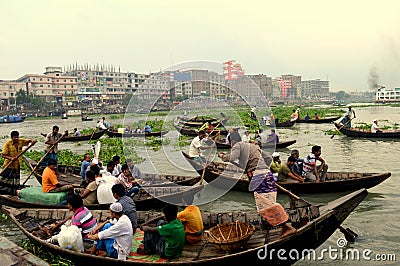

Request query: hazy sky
[{"left": 1, "top": 0, "right": 400, "bottom": 91}]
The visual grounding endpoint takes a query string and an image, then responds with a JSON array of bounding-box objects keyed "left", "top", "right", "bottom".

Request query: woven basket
[{"left": 203, "top": 221, "right": 255, "bottom": 251}]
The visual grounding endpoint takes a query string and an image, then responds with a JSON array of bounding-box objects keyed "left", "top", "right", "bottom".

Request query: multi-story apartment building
[
  {"left": 248, "top": 74, "right": 273, "bottom": 100},
  {"left": 16, "top": 67, "right": 78, "bottom": 106},
  {"left": 0, "top": 80, "right": 26, "bottom": 111},
  {"left": 281, "top": 74, "right": 302, "bottom": 98},
  {"left": 208, "top": 71, "right": 226, "bottom": 100},
  {"left": 301, "top": 79, "right": 330, "bottom": 99},
  {"left": 64, "top": 65, "right": 147, "bottom": 105}
]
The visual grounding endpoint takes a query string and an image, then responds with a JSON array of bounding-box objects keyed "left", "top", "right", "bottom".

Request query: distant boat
[
  {"left": 375, "top": 86, "right": 400, "bottom": 103},
  {"left": 334, "top": 123, "right": 400, "bottom": 138},
  {"left": 297, "top": 116, "right": 341, "bottom": 124},
  {"left": 0, "top": 115, "right": 25, "bottom": 123},
  {"left": 81, "top": 116, "right": 93, "bottom": 121}
]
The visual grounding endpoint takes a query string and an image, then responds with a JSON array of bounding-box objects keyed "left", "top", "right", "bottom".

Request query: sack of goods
[{"left": 96, "top": 175, "right": 117, "bottom": 204}]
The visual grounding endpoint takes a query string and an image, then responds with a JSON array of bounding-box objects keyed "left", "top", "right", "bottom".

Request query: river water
[{"left": 0, "top": 105, "right": 399, "bottom": 265}]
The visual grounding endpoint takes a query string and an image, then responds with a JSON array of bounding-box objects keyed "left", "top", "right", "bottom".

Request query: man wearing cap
[
  {"left": 218, "top": 132, "right": 296, "bottom": 238},
  {"left": 88, "top": 202, "right": 133, "bottom": 260},
  {"left": 270, "top": 152, "right": 281, "bottom": 174},
  {"left": 371, "top": 119, "right": 382, "bottom": 133}
]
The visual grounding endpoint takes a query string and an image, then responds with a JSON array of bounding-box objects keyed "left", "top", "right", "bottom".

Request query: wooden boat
[
  {"left": 268, "top": 120, "right": 296, "bottom": 128},
  {"left": 215, "top": 139, "right": 296, "bottom": 149},
  {"left": 0, "top": 185, "right": 204, "bottom": 211},
  {"left": 177, "top": 116, "right": 218, "bottom": 124},
  {"left": 105, "top": 129, "right": 169, "bottom": 138},
  {"left": 40, "top": 130, "right": 107, "bottom": 142},
  {"left": 23, "top": 156, "right": 201, "bottom": 188},
  {"left": 182, "top": 152, "right": 391, "bottom": 194},
  {"left": 175, "top": 124, "right": 229, "bottom": 137},
  {"left": 0, "top": 115, "right": 25, "bottom": 123},
  {"left": 334, "top": 123, "right": 400, "bottom": 138},
  {"left": 2, "top": 188, "right": 368, "bottom": 265},
  {"left": 81, "top": 116, "right": 93, "bottom": 121},
  {"left": 296, "top": 116, "right": 341, "bottom": 124}
]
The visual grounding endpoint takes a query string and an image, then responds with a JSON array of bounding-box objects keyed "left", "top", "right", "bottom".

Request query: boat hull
[{"left": 334, "top": 123, "right": 400, "bottom": 138}]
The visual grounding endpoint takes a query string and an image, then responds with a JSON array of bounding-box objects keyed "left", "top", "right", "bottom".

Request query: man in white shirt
[
  {"left": 371, "top": 119, "right": 382, "bottom": 133},
  {"left": 188, "top": 130, "right": 213, "bottom": 162},
  {"left": 241, "top": 131, "right": 251, "bottom": 142},
  {"left": 88, "top": 202, "right": 133, "bottom": 260}
]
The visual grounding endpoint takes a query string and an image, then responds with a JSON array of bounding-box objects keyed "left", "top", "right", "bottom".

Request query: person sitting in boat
[
  {"left": 73, "top": 128, "right": 81, "bottom": 137},
  {"left": 314, "top": 113, "right": 320, "bottom": 120},
  {"left": 188, "top": 130, "right": 214, "bottom": 163},
  {"left": 371, "top": 119, "right": 382, "bottom": 133},
  {"left": 112, "top": 155, "right": 122, "bottom": 175},
  {"left": 138, "top": 204, "right": 186, "bottom": 259},
  {"left": 304, "top": 113, "right": 311, "bottom": 121},
  {"left": 47, "top": 194, "right": 98, "bottom": 244},
  {"left": 96, "top": 120, "right": 107, "bottom": 131},
  {"left": 135, "top": 126, "right": 142, "bottom": 133},
  {"left": 241, "top": 131, "right": 251, "bottom": 143},
  {"left": 250, "top": 106, "right": 257, "bottom": 120},
  {"left": 80, "top": 154, "right": 92, "bottom": 187},
  {"left": 88, "top": 202, "right": 133, "bottom": 260},
  {"left": 124, "top": 126, "right": 132, "bottom": 133},
  {"left": 218, "top": 132, "right": 296, "bottom": 238},
  {"left": 126, "top": 158, "right": 142, "bottom": 179},
  {"left": 80, "top": 170, "right": 98, "bottom": 205},
  {"left": 115, "top": 164, "right": 141, "bottom": 197},
  {"left": 278, "top": 156, "right": 305, "bottom": 183},
  {"left": 100, "top": 160, "right": 118, "bottom": 177},
  {"left": 42, "top": 159, "right": 74, "bottom": 194},
  {"left": 340, "top": 106, "right": 356, "bottom": 128},
  {"left": 144, "top": 123, "right": 152, "bottom": 133},
  {"left": 290, "top": 109, "right": 298, "bottom": 121},
  {"left": 289, "top": 149, "right": 303, "bottom": 176},
  {"left": 111, "top": 184, "right": 137, "bottom": 233},
  {"left": 270, "top": 152, "right": 281, "bottom": 174},
  {"left": 101, "top": 117, "right": 110, "bottom": 129},
  {"left": 302, "top": 146, "right": 328, "bottom": 182},
  {"left": 266, "top": 129, "right": 279, "bottom": 144},
  {"left": 177, "top": 192, "right": 204, "bottom": 243}
]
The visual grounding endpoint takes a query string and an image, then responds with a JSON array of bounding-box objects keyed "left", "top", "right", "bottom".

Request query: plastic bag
[{"left": 57, "top": 224, "right": 84, "bottom": 252}]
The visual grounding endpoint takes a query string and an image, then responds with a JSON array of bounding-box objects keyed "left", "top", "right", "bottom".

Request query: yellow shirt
[
  {"left": 2, "top": 139, "right": 30, "bottom": 169},
  {"left": 177, "top": 205, "right": 204, "bottom": 243},
  {"left": 42, "top": 167, "right": 59, "bottom": 192}
]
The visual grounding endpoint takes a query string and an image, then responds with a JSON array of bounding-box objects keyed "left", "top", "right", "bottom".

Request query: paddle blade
[{"left": 94, "top": 141, "right": 101, "bottom": 159}]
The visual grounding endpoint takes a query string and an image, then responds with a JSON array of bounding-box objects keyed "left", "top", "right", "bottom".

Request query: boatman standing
[
  {"left": 340, "top": 106, "right": 356, "bottom": 128},
  {"left": 42, "top": 125, "right": 62, "bottom": 167},
  {"left": 0, "top": 131, "right": 36, "bottom": 195},
  {"left": 218, "top": 132, "right": 296, "bottom": 238}
]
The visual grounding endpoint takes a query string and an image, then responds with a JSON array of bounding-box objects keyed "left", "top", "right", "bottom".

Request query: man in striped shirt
[
  {"left": 302, "top": 146, "right": 328, "bottom": 182},
  {"left": 47, "top": 194, "right": 97, "bottom": 244}
]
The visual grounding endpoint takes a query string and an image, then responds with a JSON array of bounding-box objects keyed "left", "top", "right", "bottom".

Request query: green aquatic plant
[{"left": 21, "top": 239, "right": 74, "bottom": 265}]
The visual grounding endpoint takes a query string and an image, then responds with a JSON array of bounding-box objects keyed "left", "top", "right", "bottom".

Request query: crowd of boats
[{"left": 0, "top": 112, "right": 395, "bottom": 265}]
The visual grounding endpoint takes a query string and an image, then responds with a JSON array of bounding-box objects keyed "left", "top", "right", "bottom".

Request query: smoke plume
[{"left": 368, "top": 66, "right": 380, "bottom": 89}]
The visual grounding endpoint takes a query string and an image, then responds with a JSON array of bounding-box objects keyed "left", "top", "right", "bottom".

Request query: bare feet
[
  {"left": 280, "top": 224, "right": 297, "bottom": 238},
  {"left": 90, "top": 245, "right": 98, "bottom": 255}
]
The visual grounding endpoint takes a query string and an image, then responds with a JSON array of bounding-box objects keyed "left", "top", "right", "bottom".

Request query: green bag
[{"left": 19, "top": 186, "right": 67, "bottom": 205}]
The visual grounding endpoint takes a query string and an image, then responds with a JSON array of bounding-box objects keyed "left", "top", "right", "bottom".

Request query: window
[
  {"left": 64, "top": 85, "right": 66, "bottom": 88},
  {"left": 40, "top": 78, "right": 42, "bottom": 81},
  {"left": 48, "top": 85, "right": 50, "bottom": 87},
  {"left": 40, "top": 84, "right": 43, "bottom": 87},
  {"left": 64, "top": 80, "right": 66, "bottom": 82},
  {"left": 3, "top": 93, "right": 6, "bottom": 96},
  {"left": 71, "top": 85, "right": 74, "bottom": 88},
  {"left": 10, "top": 93, "right": 14, "bottom": 97}
]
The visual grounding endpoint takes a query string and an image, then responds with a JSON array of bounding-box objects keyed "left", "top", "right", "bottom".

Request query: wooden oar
[
  {"left": 0, "top": 142, "right": 36, "bottom": 176},
  {"left": 22, "top": 132, "right": 66, "bottom": 186},
  {"left": 331, "top": 118, "right": 353, "bottom": 139},
  {"left": 199, "top": 124, "right": 221, "bottom": 185},
  {"left": 87, "top": 128, "right": 97, "bottom": 144},
  {"left": 275, "top": 183, "right": 358, "bottom": 241}
]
